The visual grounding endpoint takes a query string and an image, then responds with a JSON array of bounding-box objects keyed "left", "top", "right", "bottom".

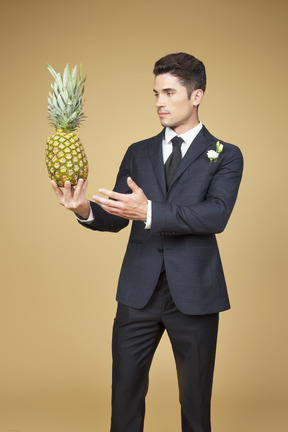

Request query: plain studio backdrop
[{"left": 0, "top": 0, "right": 287, "bottom": 431}]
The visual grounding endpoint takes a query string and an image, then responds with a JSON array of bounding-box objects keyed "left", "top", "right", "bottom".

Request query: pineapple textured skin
[{"left": 46, "top": 131, "right": 88, "bottom": 187}]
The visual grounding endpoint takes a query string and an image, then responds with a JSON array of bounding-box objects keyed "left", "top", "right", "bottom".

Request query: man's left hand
[{"left": 92, "top": 177, "right": 148, "bottom": 221}]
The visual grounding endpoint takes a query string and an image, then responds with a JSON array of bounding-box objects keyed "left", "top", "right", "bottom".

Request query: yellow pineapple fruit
[{"left": 45, "top": 64, "right": 88, "bottom": 187}]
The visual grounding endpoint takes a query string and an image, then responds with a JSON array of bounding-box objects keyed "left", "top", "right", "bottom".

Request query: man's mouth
[{"left": 158, "top": 111, "right": 170, "bottom": 117}]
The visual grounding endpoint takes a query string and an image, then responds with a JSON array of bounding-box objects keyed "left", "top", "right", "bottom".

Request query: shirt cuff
[
  {"left": 145, "top": 200, "right": 152, "bottom": 229},
  {"left": 74, "top": 205, "right": 95, "bottom": 223}
]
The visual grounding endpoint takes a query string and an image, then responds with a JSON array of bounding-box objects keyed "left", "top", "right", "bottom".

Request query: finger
[
  {"left": 51, "top": 180, "right": 64, "bottom": 201},
  {"left": 83, "top": 179, "right": 88, "bottom": 192},
  {"left": 127, "top": 177, "right": 139, "bottom": 192},
  {"left": 96, "top": 202, "right": 121, "bottom": 215},
  {"left": 51, "top": 180, "right": 60, "bottom": 192},
  {"left": 74, "top": 178, "right": 86, "bottom": 201},
  {"left": 94, "top": 199, "right": 129, "bottom": 219},
  {"left": 97, "top": 188, "right": 126, "bottom": 202},
  {"left": 93, "top": 194, "right": 123, "bottom": 210},
  {"left": 80, "top": 178, "right": 88, "bottom": 199},
  {"left": 63, "top": 181, "right": 74, "bottom": 201}
]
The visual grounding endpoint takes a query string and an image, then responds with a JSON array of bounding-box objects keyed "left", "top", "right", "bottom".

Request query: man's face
[{"left": 153, "top": 73, "right": 201, "bottom": 134}]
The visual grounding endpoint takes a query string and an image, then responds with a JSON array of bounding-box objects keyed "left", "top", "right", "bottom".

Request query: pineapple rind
[{"left": 46, "top": 132, "right": 88, "bottom": 187}]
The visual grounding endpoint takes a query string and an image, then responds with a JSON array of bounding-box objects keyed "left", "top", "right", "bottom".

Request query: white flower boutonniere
[{"left": 207, "top": 141, "right": 224, "bottom": 163}]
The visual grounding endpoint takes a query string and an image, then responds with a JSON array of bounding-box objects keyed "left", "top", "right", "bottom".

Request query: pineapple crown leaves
[{"left": 47, "top": 63, "right": 87, "bottom": 133}]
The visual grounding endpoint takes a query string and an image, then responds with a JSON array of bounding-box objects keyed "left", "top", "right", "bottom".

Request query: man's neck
[{"left": 172, "top": 119, "right": 200, "bottom": 136}]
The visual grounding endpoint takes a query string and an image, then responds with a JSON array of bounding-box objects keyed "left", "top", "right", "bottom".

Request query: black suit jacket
[{"left": 79, "top": 126, "right": 243, "bottom": 315}]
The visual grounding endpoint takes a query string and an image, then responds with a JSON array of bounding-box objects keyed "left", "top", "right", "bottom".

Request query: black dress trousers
[{"left": 110, "top": 268, "right": 219, "bottom": 432}]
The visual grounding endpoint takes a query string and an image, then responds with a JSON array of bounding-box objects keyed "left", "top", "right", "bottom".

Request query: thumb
[{"left": 127, "top": 176, "right": 139, "bottom": 192}]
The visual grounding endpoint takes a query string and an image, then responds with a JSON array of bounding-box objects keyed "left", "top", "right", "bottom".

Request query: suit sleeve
[
  {"left": 150, "top": 145, "right": 243, "bottom": 235},
  {"left": 77, "top": 147, "right": 132, "bottom": 233}
]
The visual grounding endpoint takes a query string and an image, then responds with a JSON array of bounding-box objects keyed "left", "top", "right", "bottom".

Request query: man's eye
[{"left": 167, "top": 92, "right": 173, "bottom": 96}]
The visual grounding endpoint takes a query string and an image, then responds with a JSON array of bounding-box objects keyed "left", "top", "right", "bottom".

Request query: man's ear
[{"left": 191, "top": 89, "right": 204, "bottom": 106}]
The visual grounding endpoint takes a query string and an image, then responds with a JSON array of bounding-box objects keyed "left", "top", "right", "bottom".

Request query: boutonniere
[{"left": 207, "top": 141, "right": 224, "bottom": 163}]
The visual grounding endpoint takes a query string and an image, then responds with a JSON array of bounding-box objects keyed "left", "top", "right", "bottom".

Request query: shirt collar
[{"left": 165, "top": 122, "right": 203, "bottom": 145}]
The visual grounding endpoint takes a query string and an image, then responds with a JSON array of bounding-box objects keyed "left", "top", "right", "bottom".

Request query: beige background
[{"left": 1, "top": 0, "right": 287, "bottom": 431}]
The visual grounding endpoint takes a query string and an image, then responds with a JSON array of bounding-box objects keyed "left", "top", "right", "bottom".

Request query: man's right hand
[{"left": 51, "top": 178, "right": 91, "bottom": 220}]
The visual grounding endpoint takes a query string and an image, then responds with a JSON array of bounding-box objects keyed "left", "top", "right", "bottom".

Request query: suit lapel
[
  {"left": 168, "top": 125, "right": 214, "bottom": 190},
  {"left": 147, "top": 130, "right": 167, "bottom": 196}
]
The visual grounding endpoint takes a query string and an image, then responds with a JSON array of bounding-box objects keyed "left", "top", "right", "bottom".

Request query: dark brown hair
[{"left": 153, "top": 52, "right": 206, "bottom": 98}]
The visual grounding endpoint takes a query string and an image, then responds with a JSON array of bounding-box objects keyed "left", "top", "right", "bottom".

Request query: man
[{"left": 52, "top": 52, "right": 243, "bottom": 432}]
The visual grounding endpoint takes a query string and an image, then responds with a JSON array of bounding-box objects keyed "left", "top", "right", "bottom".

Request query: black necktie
[{"left": 165, "top": 136, "right": 183, "bottom": 189}]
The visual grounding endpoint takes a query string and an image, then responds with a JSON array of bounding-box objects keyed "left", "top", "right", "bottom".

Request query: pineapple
[{"left": 45, "top": 64, "right": 88, "bottom": 187}]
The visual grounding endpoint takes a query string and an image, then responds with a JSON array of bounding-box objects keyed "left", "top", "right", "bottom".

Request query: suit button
[{"left": 157, "top": 248, "right": 164, "bottom": 253}]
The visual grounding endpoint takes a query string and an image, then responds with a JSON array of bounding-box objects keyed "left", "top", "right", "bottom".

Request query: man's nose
[{"left": 155, "top": 95, "right": 165, "bottom": 108}]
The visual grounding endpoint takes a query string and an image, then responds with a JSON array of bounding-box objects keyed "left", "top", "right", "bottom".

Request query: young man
[{"left": 52, "top": 52, "right": 243, "bottom": 432}]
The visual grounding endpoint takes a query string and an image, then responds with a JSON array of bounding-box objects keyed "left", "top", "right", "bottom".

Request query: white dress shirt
[{"left": 76, "top": 122, "right": 203, "bottom": 226}]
